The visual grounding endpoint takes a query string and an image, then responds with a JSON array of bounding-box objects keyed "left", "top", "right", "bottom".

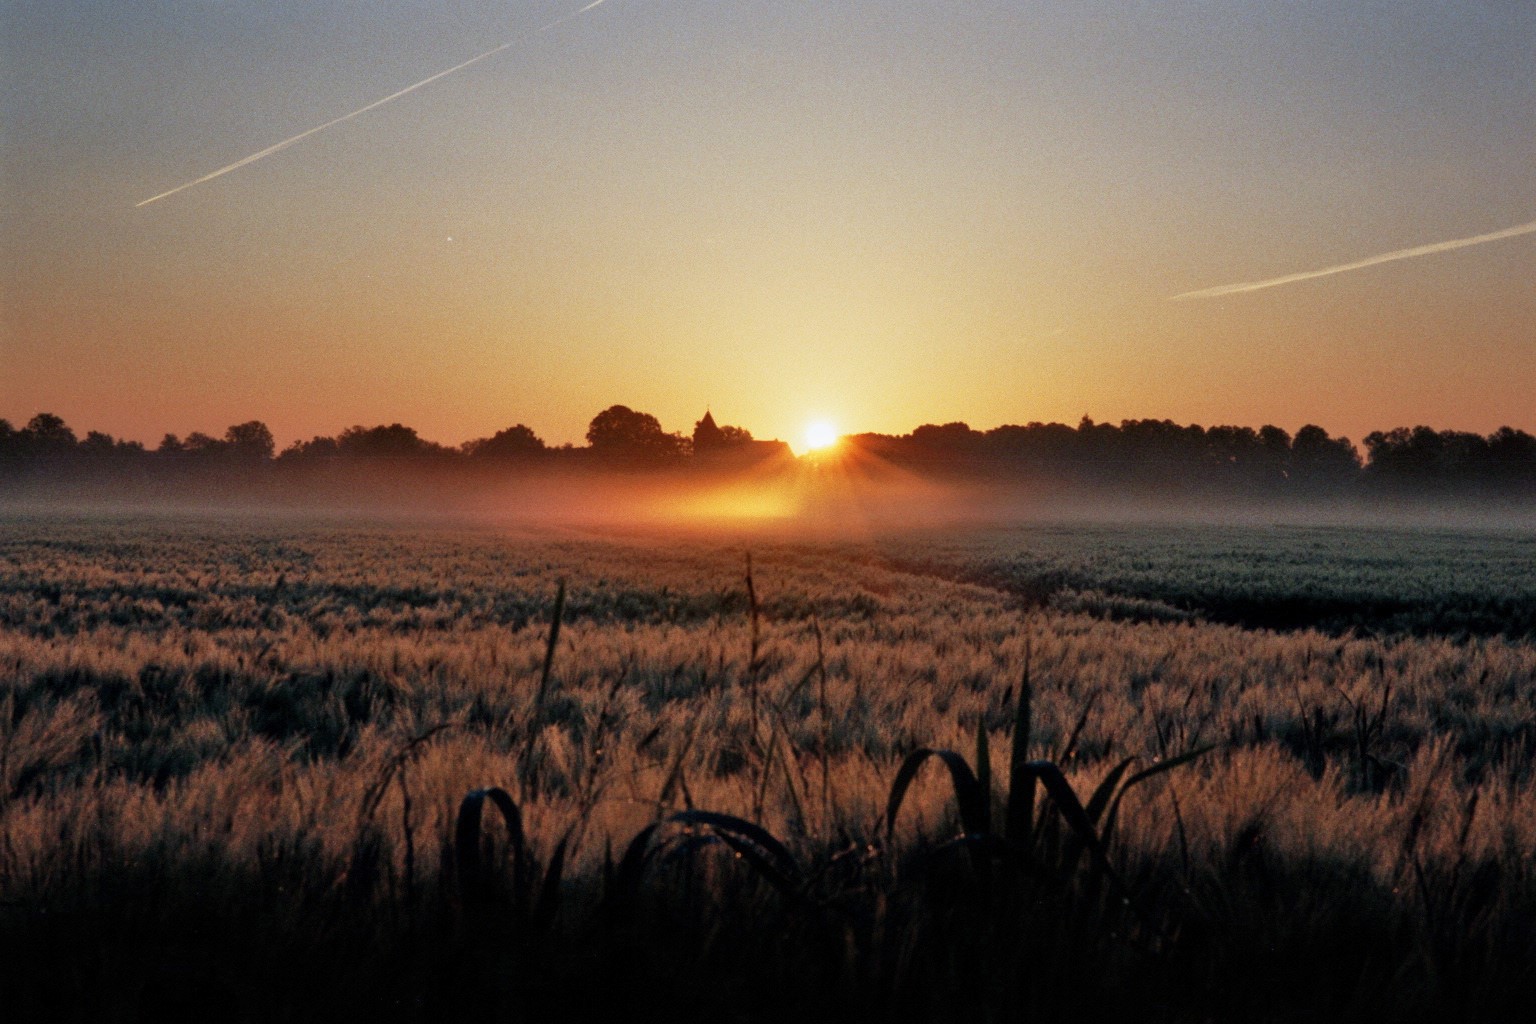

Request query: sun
[{"left": 802, "top": 420, "right": 839, "bottom": 453}]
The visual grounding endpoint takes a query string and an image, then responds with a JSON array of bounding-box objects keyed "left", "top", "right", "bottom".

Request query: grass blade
[
  {"left": 607, "top": 811, "right": 801, "bottom": 905},
  {"left": 533, "top": 832, "right": 570, "bottom": 933},
  {"left": 670, "top": 809, "right": 801, "bottom": 896},
  {"left": 454, "top": 786, "right": 526, "bottom": 905},
  {"left": 885, "top": 748, "right": 988, "bottom": 838},
  {"left": 1019, "top": 760, "right": 1124, "bottom": 888},
  {"left": 1058, "top": 692, "right": 1099, "bottom": 764},
  {"left": 608, "top": 821, "right": 663, "bottom": 914},
  {"left": 1005, "top": 644, "right": 1035, "bottom": 848},
  {"left": 1085, "top": 757, "right": 1136, "bottom": 827},
  {"left": 1101, "top": 744, "right": 1216, "bottom": 846},
  {"left": 975, "top": 719, "right": 993, "bottom": 835},
  {"left": 1059, "top": 756, "right": 1134, "bottom": 874},
  {"left": 667, "top": 809, "right": 799, "bottom": 879}
]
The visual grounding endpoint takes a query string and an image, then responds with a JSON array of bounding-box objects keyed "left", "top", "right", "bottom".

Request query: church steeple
[{"left": 692, "top": 410, "right": 724, "bottom": 453}]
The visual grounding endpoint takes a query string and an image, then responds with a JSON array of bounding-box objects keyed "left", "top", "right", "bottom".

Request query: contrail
[
  {"left": 1171, "top": 216, "right": 1536, "bottom": 300},
  {"left": 136, "top": 0, "right": 609, "bottom": 208}
]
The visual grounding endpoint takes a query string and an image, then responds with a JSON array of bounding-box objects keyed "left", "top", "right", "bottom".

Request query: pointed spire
[{"left": 693, "top": 410, "right": 723, "bottom": 452}]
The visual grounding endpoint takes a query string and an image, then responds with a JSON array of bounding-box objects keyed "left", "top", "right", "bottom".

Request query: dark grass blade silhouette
[{"left": 609, "top": 809, "right": 802, "bottom": 909}]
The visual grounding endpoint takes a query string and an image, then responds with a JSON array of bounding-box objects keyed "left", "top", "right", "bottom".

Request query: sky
[{"left": 3, "top": 0, "right": 1534, "bottom": 450}]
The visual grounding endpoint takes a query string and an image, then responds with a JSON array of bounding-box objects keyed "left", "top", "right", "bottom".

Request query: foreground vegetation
[{"left": 3, "top": 515, "right": 1535, "bottom": 1022}]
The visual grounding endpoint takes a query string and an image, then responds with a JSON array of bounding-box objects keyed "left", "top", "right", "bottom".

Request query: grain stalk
[
  {"left": 359, "top": 722, "right": 456, "bottom": 901},
  {"left": 520, "top": 578, "right": 566, "bottom": 791},
  {"left": 812, "top": 616, "right": 832, "bottom": 832},
  {"left": 531, "top": 578, "right": 566, "bottom": 719}
]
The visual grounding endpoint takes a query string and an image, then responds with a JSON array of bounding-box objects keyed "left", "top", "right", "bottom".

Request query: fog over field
[{"left": 7, "top": 447, "right": 1536, "bottom": 539}]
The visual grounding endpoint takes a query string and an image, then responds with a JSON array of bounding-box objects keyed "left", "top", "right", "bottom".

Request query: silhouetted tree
[
  {"left": 335, "top": 424, "right": 448, "bottom": 459},
  {"left": 843, "top": 432, "right": 903, "bottom": 460},
  {"left": 21, "top": 413, "right": 77, "bottom": 457},
  {"left": 1362, "top": 425, "right": 1516, "bottom": 492},
  {"left": 79, "top": 431, "right": 117, "bottom": 456},
  {"left": 1204, "top": 424, "right": 1259, "bottom": 471},
  {"left": 983, "top": 421, "right": 1077, "bottom": 471},
  {"left": 1365, "top": 427, "right": 1437, "bottom": 488},
  {"left": 911, "top": 422, "right": 983, "bottom": 454},
  {"left": 1258, "top": 423, "right": 1290, "bottom": 463},
  {"left": 1074, "top": 416, "right": 1121, "bottom": 483},
  {"left": 223, "top": 421, "right": 276, "bottom": 462},
  {"left": 463, "top": 424, "right": 546, "bottom": 459},
  {"left": 278, "top": 436, "right": 340, "bottom": 460},
  {"left": 719, "top": 425, "right": 753, "bottom": 445},
  {"left": 1291, "top": 425, "right": 1360, "bottom": 492},
  {"left": 587, "top": 405, "right": 685, "bottom": 460},
  {"left": 1485, "top": 427, "right": 1536, "bottom": 492},
  {"left": 0, "top": 420, "right": 16, "bottom": 468},
  {"left": 1115, "top": 419, "right": 1201, "bottom": 488},
  {"left": 75, "top": 431, "right": 144, "bottom": 460},
  {"left": 183, "top": 432, "right": 223, "bottom": 456}
]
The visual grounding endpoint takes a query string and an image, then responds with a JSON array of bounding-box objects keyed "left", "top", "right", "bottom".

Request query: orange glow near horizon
[
  {"left": 4, "top": 6, "right": 1535, "bottom": 448},
  {"left": 622, "top": 443, "right": 963, "bottom": 535}
]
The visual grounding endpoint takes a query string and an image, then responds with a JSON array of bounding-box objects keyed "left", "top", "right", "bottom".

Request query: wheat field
[{"left": 3, "top": 513, "right": 1534, "bottom": 1022}]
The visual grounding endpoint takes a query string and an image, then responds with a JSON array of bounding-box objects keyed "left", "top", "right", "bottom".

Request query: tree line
[
  {"left": 3, "top": 407, "right": 1535, "bottom": 499},
  {"left": 0, "top": 406, "right": 728, "bottom": 465},
  {"left": 849, "top": 418, "right": 1536, "bottom": 497}
]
